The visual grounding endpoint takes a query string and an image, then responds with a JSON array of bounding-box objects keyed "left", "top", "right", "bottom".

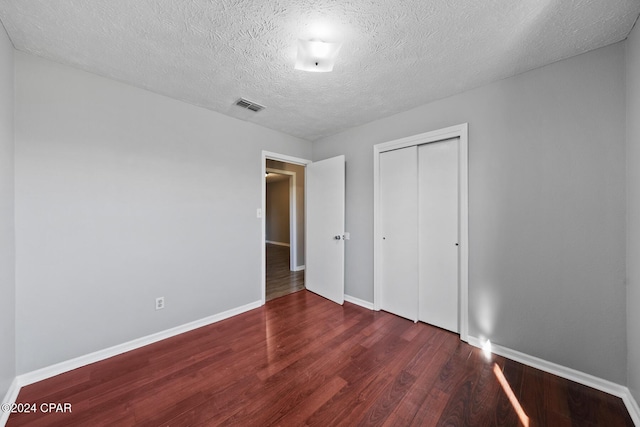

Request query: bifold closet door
[
  {"left": 418, "top": 138, "right": 459, "bottom": 332},
  {"left": 379, "top": 146, "right": 418, "bottom": 321}
]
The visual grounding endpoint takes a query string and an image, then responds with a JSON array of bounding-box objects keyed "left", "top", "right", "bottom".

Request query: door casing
[
  {"left": 262, "top": 151, "right": 311, "bottom": 305},
  {"left": 266, "top": 167, "right": 297, "bottom": 271}
]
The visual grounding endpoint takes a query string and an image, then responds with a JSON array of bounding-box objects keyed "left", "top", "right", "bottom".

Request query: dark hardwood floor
[
  {"left": 7, "top": 291, "right": 633, "bottom": 426},
  {"left": 266, "top": 243, "right": 304, "bottom": 301}
]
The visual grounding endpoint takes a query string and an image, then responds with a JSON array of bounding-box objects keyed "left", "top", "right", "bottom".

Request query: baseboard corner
[
  {"left": 1, "top": 377, "right": 20, "bottom": 426},
  {"left": 467, "top": 334, "right": 638, "bottom": 424},
  {"left": 621, "top": 388, "right": 640, "bottom": 426}
]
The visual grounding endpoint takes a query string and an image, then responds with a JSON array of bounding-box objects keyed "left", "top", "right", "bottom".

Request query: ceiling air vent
[{"left": 235, "top": 98, "right": 265, "bottom": 112}]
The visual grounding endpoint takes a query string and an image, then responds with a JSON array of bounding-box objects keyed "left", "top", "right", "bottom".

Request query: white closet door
[
  {"left": 380, "top": 146, "right": 418, "bottom": 321},
  {"left": 418, "top": 138, "right": 459, "bottom": 332}
]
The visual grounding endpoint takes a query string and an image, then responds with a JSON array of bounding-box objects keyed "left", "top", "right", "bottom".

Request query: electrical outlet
[{"left": 155, "top": 297, "right": 165, "bottom": 310}]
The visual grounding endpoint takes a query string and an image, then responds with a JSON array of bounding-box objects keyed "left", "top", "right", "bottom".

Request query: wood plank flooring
[
  {"left": 266, "top": 243, "right": 304, "bottom": 301},
  {"left": 7, "top": 291, "right": 634, "bottom": 426}
]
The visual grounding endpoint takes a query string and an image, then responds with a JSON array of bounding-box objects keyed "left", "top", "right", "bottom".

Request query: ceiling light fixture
[{"left": 295, "top": 39, "right": 342, "bottom": 72}]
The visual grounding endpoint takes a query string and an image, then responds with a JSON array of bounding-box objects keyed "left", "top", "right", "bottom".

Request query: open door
[{"left": 305, "top": 155, "right": 345, "bottom": 305}]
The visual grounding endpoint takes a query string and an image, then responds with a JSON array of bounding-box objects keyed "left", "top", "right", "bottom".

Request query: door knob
[{"left": 334, "top": 235, "right": 342, "bottom": 240}]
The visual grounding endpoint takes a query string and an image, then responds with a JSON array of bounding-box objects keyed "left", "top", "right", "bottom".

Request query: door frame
[
  {"left": 262, "top": 151, "right": 311, "bottom": 305},
  {"left": 265, "top": 167, "right": 297, "bottom": 271},
  {"left": 373, "top": 123, "right": 469, "bottom": 342}
]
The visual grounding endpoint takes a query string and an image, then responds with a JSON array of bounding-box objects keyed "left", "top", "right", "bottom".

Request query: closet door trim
[{"left": 373, "top": 123, "right": 469, "bottom": 342}]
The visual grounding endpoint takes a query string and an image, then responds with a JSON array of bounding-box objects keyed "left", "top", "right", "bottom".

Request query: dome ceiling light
[{"left": 294, "top": 39, "right": 342, "bottom": 72}]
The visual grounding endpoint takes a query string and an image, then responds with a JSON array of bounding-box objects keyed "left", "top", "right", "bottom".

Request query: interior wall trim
[
  {"left": 12, "top": 300, "right": 262, "bottom": 391},
  {"left": 265, "top": 240, "right": 290, "bottom": 247},
  {"left": 261, "top": 151, "right": 312, "bottom": 305},
  {"left": 467, "top": 335, "right": 640, "bottom": 425},
  {"left": 0, "top": 377, "right": 20, "bottom": 426},
  {"left": 266, "top": 166, "right": 298, "bottom": 270},
  {"left": 625, "top": 390, "right": 640, "bottom": 427},
  {"left": 3, "top": 302, "right": 637, "bottom": 426},
  {"left": 344, "top": 294, "right": 374, "bottom": 310}
]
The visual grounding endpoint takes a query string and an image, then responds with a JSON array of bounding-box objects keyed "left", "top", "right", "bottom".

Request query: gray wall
[
  {"left": 266, "top": 178, "right": 290, "bottom": 244},
  {"left": 14, "top": 52, "right": 312, "bottom": 374},
  {"left": 313, "top": 43, "right": 627, "bottom": 384},
  {"left": 0, "top": 23, "right": 15, "bottom": 398},
  {"left": 627, "top": 22, "right": 640, "bottom": 403},
  {"left": 266, "top": 160, "right": 305, "bottom": 266}
]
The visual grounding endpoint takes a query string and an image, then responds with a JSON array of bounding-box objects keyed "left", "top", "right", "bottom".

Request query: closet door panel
[
  {"left": 380, "top": 146, "right": 418, "bottom": 321},
  {"left": 418, "top": 138, "right": 459, "bottom": 332}
]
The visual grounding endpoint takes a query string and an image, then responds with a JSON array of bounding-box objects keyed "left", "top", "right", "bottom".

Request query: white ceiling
[{"left": 0, "top": 0, "right": 638, "bottom": 141}]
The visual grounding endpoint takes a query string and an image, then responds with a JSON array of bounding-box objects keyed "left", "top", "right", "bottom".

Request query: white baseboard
[
  {"left": 468, "top": 336, "right": 640, "bottom": 425},
  {"left": 4, "top": 306, "right": 638, "bottom": 426},
  {"left": 1, "top": 377, "right": 20, "bottom": 427},
  {"left": 344, "top": 294, "right": 374, "bottom": 310},
  {"left": 16, "top": 300, "right": 262, "bottom": 388},
  {"left": 622, "top": 389, "right": 640, "bottom": 426},
  {"left": 293, "top": 265, "right": 305, "bottom": 271},
  {"left": 266, "top": 241, "right": 290, "bottom": 247}
]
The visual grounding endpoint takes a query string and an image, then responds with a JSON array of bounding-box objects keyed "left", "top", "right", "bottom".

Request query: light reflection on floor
[{"left": 493, "top": 362, "right": 530, "bottom": 427}]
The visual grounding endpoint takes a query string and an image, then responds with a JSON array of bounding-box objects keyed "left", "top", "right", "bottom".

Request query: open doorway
[{"left": 264, "top": 158, "right": 306, "bottom": 301}]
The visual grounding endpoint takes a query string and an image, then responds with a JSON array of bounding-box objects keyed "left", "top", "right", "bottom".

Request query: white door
[
  {"left": 418, "top": 138, "right": 459, "bottom": 332},
  {"left": 305, "top": 155, "right": 345, "bottom": 304},
  {"left": 379, "top": 147, "right": 419, "bottom": 321}
]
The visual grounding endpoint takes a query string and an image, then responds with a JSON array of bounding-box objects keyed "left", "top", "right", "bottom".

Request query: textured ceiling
[{"left": 0, "top": 0, "right": 639, "bottom": 141}]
